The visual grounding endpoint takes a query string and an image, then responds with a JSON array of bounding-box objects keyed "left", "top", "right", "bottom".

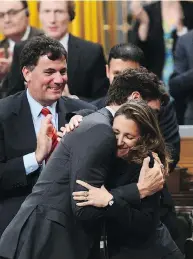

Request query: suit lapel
[
  {"left": 57, "top": 99, "right": 68, "bottom": 129},
  {"left": 67, "top": 34, "right": 80, "bottom": 92},
  {"left": 11, "top": 92, "right": 36, "bottom": 153}
]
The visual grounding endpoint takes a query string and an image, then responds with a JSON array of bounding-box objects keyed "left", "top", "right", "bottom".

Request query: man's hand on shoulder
[{"left": 57, "top": 115, "right": 83, "bottom": 141}]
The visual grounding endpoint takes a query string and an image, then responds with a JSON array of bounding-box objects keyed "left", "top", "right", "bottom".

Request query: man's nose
[
  {"left": 49, "top": 11, "right": 56, "bottom": 23},
  {"left": 53, "top": 72, "right": 64, "bottom": 84}
]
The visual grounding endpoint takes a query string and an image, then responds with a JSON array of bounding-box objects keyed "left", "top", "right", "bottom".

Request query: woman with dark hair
[{"left": 73, "top": 100, "right": 183, "bottom": 259}]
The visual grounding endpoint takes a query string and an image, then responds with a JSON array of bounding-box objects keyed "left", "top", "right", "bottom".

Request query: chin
[{"left": 117, "top": 149, "right": 129, "bottom": 158}]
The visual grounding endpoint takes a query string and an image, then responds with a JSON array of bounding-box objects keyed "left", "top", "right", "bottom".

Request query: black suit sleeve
[
  {"left": 1, "top": 43, "right": 25, "bottom": 96},
  {"left": 105, "top": 191, "right": 160, "bottom": 237},
  {"left": 63, "top": 123, "right": 117, "bottom": 220},
  {"left": 169, "top": 36, "right": 193, "bottom": 98},
  {"left": 90, "top": 45, "right": 109, "bottom": 99},
  {"left": 158, "top": 102, "right": 180, "bottom": 170},
  {"left": 0, "top": 122, "right": 29, "bottom": 191}
]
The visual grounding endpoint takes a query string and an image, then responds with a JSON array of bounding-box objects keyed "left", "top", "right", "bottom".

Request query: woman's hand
[{"left": 72, "top": 180, "right": 113, "bottom": 208}]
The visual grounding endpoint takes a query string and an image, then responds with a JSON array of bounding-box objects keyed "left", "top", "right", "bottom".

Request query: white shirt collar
[
  {"left": 26, "top": 89, "right": 57, "bottom": 120},
  {"left": 59, "top": 33, "right": 69, "bottom": 52},
  {"left": 8, "top": 26, "right": 31, "bottom": 52},
  {"left": 105, "top": 106, "right": 116, "bottom": 117}
]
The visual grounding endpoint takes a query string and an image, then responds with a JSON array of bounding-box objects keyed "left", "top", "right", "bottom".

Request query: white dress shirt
[
  {"left": 23, "top": 89, "right": 58, "bottom": 175},
  {"left": 59, "top": 33, "right": 69, "bottom": 52}
]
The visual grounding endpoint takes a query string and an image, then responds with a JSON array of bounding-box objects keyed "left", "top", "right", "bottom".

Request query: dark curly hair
[
  {"left": 37, "top": 1, "right": 76, "bottom": 21},
  {"left": 20, "top": 35, "right": 67, "bottom": 71},
  {"left": 106, "top": 67, "right": 169, "bottom": 107},
  {"left": 114, "top": 100, "right": 171, "bottom": 174}
]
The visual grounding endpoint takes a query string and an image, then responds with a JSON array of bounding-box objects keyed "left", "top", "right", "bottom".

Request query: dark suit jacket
[
  {"left": 0, "top": 108, "right": 156, "bottom": 259},
  {"left": 0, "top": 26, "right": 42, "bottom": 58},
  {"left": 0, "top": 27, "right": 43, "bottom": 98},
  {"left": 128, "top": 1, "right": 193, "bottom": 79},
  {"left": 169, "top": 30, "right": 193, "bottom": 125},
  {"left": 1, "top": 34, "right": 108, "bottom": 100},
  {"left": 0, "top": 90, "right": 96, "bottom": 237}
]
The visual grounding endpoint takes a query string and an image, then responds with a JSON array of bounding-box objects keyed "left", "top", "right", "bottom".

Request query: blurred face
[
  {"left": 0, "top": 1, "right": 28, "bottom": 38},
  {"left": 22, "top": 55, "right": 68, "bottom": 106},
  {"left": 39, "top": 1, "right": 70, "bottom": 40},
  {"left": 106, "top": 58, "right": 140, "bottom": 84},
  {"left": 113, "top": 115, "right": 140, "bottom": 158}
]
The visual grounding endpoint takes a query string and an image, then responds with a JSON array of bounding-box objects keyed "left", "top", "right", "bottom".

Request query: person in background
[
  {"left": 169, "top": 29, "right": 193, "bottom": 125},
  {"left": 1, "top": 0, "right": 108, "bottom": 100},
  {"left": 0, "top": 35, "right": 96, "bottom": 237},
  {"left": 0, "top": 1, "right": 42, "bottom": 83},
  {"left": 128, "top": 0, "right": 193, "bottom": 124}
]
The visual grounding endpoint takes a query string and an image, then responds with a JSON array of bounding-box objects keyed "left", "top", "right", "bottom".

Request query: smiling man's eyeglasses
[{"left": 0, "top": 7, "right": 26, "bottom": 20}]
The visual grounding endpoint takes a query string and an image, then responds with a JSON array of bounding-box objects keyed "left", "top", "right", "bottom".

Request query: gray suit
[{"left": 0, "top": 108, "right": 117, "bottom": 259}]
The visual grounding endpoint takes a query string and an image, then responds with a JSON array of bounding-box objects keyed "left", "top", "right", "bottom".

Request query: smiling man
[{"left": 0, "top": 35, "right": 96, "bottom": 237}]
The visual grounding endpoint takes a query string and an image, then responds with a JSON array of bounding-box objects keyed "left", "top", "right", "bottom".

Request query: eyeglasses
[{"left": 0, "top": 7, "right": 26, "bottom": 20}]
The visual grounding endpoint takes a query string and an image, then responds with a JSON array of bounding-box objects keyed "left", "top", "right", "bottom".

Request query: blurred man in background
[
  {"left": 0, "top": 1, "right": 42, "bottom": 82},
  {"left": 1, "top": 0, "right": 108, "bottom": 100}
]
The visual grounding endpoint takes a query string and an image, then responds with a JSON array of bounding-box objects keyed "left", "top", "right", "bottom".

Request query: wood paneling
[{"left": 178, "top": 137, "right": 193, "bottom": 174}]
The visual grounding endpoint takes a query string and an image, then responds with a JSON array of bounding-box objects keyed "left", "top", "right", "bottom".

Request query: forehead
[
  {"left": 113, "top": 115, "right": 140, "bottom": 136},
  {"left": 0, "top": 1, "right": 23, "bottom": 11},
  {"left": 39, "top": 1, "right": 67, "bottom": 11},
  {"left": 34, "top": 55, "right": 67, "bottom": 69},
  {"left": 109, "top": 58, "right": 140, "bottom": 71}
]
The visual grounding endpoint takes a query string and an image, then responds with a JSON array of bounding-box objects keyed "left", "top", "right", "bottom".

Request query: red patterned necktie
[{"left": 41, "top": 107, "right": 58, "bottom": 162}]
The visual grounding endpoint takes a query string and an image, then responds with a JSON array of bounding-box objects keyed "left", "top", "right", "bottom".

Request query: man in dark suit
[
  {"left": 169, "top": 29, "right": 193, "bottom": 125},
  {"left": 1, "top": 0, "right": 108, "bottom": 100},
  {"left": 0, "top": 35, "right": 96, "bottom": 237},
  {"left": 0, "top": 1, "right": 42, "bottom": 84},
  {"left": 0, "top": 68, "right": 165, "bottom": 259}
]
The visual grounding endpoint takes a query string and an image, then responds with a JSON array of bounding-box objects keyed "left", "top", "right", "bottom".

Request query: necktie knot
[{"left": 41, "top": 107, "right": 51, "bottom": 117}]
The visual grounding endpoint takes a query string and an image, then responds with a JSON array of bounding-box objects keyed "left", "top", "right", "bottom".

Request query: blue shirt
[{"left": 23, "top": 89, "right": 58, "bottom": 175}]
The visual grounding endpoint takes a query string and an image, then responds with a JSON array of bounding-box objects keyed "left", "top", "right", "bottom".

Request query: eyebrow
[{"left": 43, "top": 68, "right": 66, "bottom": 72}]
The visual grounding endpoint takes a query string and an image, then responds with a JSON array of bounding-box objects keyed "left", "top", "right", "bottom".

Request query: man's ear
[
  {"left": 106, "top": 64, "right": 110, "bottom": 79},
  {"left": 128, "top": 91, "right": 142, "bottom": 101},
  {"left": 22, "top": 67, "right": 32, "bottom": 83}
]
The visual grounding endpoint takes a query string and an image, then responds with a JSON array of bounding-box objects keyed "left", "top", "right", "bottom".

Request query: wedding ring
[{"left": 84, "top": 191, "right": 88, "bottom": 197}]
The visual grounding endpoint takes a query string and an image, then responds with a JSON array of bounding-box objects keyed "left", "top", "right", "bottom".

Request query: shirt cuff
[
  {"left": 23, "top": 152, "right": 39, "bottom": 175},
  {"left": 177, "top": 26, "right": 188, "bottom": 37}
]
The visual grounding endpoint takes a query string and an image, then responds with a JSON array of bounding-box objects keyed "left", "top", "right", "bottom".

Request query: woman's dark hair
[{"left": 114, "top": 100, "right": 171, "bottom": 174}]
